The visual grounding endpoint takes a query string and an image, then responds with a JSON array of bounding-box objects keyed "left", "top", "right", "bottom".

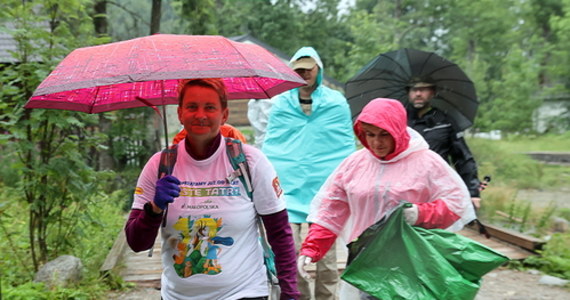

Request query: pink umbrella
[
  {"left": 25, "top": 34, "right": 305, "bottom": 147},
  {"left": 26, "top": 34, "right": 304, "bottom": 112}
]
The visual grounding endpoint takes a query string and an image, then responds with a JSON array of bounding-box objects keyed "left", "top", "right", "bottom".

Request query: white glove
[
  {"left": 297, "top": 255, "right": 314, "bottom": 280},
  {"left": 403, "top": 204, "right": 419, "bottom": 225}
]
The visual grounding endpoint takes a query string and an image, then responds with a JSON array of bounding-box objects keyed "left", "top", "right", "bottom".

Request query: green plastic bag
[{"left": 341, "top": 204, "right": 509, "bottom": 300}]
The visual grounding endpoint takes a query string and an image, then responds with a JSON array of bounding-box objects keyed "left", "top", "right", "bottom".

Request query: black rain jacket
[{"left": 407, "top": 106, "right": 481, "bottom": 197}]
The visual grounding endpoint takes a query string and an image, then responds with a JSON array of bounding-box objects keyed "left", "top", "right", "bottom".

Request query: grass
[
  {"left": 468, "top": 135, "right": 570, "bottom": 189},
  {"left": 466, "top": 133, "right": 570, "bottom": 280},
  {"left": 467, "top": 134, "right": 570, "bottom": 230},
  {"left": 491, "top": 131, "right": 570, "bottom": 152}
]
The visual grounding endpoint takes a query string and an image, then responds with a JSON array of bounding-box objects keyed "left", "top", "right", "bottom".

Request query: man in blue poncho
[{"left": 262, "top": 46, "right": 356, "bottom": 300}]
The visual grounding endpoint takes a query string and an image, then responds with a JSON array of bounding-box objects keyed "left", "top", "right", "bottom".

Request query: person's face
[
  {"left": 177, "top": 85, "right": 228, "bottom": 144},
  {"left": 295, "top": 65, "right": 319, "bottom": 87},
  {"left": 408, "top": 87, "right": 435, "bottom": 109},
  {"left": 361, "top": 123, "right": 395, "bottom": 159}
]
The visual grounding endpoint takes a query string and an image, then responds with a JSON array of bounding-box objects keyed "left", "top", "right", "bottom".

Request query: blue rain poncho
[{"left": 262, "top": 47, "right": 356, "bottom": 223}]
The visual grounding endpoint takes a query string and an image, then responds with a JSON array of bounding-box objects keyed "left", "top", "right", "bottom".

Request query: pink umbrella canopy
[{"left": 25, "top": 34, "right": 305, "bottom": 113}]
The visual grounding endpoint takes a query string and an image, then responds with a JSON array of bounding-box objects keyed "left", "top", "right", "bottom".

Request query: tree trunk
[
  {"left": 150, "top": 0, "right": 162, "bottom": 34},
  {"left": 93, "top": 1, "right": 115, "bottom": 170},
  {"left": 94, "top": 1, "right": 108, "bottom": 37}
]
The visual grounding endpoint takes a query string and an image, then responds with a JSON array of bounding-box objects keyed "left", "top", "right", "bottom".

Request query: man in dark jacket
[{"left": 406, "top": 81, "right": 482, "bottom": 209}]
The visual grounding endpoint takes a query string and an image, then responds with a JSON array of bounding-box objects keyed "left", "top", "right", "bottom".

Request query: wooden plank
[
  {"left": 458, "top": 227, "right": 536, "bottom": 260},
  {"left": 119, "top": 236, "right": 163, "bottom": 284},
  {"left": 478, "top": 223, "right": 545, "bottom": 252},
  {"left": 100, "top": 229, "right": 127, "bottom": 273}
]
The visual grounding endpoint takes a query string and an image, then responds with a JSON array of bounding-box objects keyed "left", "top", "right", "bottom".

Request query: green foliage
[
  {"left": 497, "top": 131, "right": 570, "bottom": 152},
  {"left": 524, "top": 233, "right": 570, "bottom": 280},
  {"left": 478, "top": 46, "right": 542, "bottom": 133},
  {"left": 3, "top": 280, "right": 107, "bottom": 300},
  {"left": 3, "top": 282, "right": 48, "bottom": 300},
  {"left": 468, "top": 137, "right": 544, "bottom": 189},
  {"left": 104, "top": 109, "right": 158, "bottom": 171},
  {"left": 1, "top": 185, "right": 128, "bottom": 298},
  {"left": 0, "top": 0, "right": 114, "bottom": 271},
  {"left": 104, "top": 0, "right": 570, "bottom": 128},
  {"left": 536, "top": 201, "right": 559, "bottom": 232}
]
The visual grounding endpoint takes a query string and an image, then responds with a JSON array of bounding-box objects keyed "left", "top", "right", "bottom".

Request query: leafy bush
[
  {"left": 524, "top": 233, "right": 570, "bottom": 280},
  {"left": 0, "top": 185, "right": 128, "bottom": 298},
  {"left": 3, "top": 281, "right": 107, "bottom": 300}
]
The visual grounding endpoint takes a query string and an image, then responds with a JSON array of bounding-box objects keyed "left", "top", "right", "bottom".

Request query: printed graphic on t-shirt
[
  {"left": 272, "top": 177, "right": 283, "bottom": 197},
  {"left": 179, "top": 179, "right": 242, "bottom": 204},
  {"left": 171, "top": 214, "right": 234, "bottom": 277}
]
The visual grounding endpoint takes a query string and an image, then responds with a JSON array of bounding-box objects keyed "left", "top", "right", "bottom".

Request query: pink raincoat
[{"left": 302, "top": 98, "right": 476, "bottom": 261}]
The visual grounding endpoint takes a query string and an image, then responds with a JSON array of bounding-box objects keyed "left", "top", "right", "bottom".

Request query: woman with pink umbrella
[{"left": 125, "top": 78, "right": 299, "bottom": 300}]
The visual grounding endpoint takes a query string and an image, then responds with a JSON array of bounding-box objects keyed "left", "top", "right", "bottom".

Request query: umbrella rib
[
  {"left": 349, "top": 87, "right": 405, "bottom": 101},
  {"left": 414, "top": 50, "right": 437, "bottom": 76},
  {"left": 380, "top": 54, "right": 412, "bottom": 80},
  {"left": 421, "top": 64, "right": 470, "bottom": 82},
  {"left": 88, "top": 86, "right": 102, "bottom": 114},
  {"left": 347, "top": 77, "right": 407, "bottom": 86}
]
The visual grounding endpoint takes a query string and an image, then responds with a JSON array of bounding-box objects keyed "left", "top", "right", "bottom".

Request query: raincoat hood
[
  {"left": 355, "top": 98, "right": 410, "bottom": 161},
  {"left": 289, "top": 47, "right": 324, "bottom": 87}
]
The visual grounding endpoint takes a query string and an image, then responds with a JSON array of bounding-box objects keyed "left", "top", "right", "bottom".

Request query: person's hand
[
  {"left": 297, "top": 255, "right": 314, "bottom": 281},
  {"left": 153, "top": 175, "right": 181, "bottom": 211},
  {"left": 471, "top": 197, "right": 481, "bottom": 210},
  {"left": 403, "top": 204, "right": 419, "bottom": 225}
]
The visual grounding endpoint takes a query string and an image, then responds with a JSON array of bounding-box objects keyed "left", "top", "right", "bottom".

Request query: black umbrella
[{"left": 345, "top": 48, "right": 478, "bottom": 131}]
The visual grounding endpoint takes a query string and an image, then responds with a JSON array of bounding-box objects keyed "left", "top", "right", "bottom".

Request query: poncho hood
[
  {"left": 355, "top": 98, "right": 411, "bottom": 161},
  {"left": 289, "top": 47, "right": 324, "bottom": 87}
]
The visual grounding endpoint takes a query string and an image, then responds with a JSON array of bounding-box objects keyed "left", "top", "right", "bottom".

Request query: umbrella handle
[
  {"left": 162, "top": 206, "right": 168, "bottom": 227},
  {"left": 160, "top": 82, "right": 170, "bottom": 228},
  {"left": 162, "top": 104, "right": 169, "bottom": 150}
]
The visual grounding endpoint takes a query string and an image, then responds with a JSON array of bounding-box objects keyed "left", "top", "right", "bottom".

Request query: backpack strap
[
  {"left": 224, "top": 138, "right": 278, "bottom": 284},
  {"left": 225, "top": 137, "right": 254, "bottom": 199}
]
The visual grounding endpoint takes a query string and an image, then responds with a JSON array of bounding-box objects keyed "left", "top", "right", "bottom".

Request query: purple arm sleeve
[
  {"left": 261, "top": 209, "right": 300, "bottom": 300},
  {"left": 124, "top": 208, "right": 163, "bottom": 252}
]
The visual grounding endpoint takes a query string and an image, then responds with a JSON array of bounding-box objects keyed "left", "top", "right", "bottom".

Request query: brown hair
[{"left": 177, "top": 78, "right": 228, "bottom": 109}]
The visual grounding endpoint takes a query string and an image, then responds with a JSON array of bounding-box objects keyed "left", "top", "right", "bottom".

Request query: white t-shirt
[{"left": 132, "top": 139, "right": 286, "bottom": 300}]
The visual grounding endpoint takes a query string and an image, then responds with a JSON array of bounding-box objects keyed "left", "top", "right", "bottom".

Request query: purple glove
[{"left": 153, "top": 175, "right": 181, "bottom": 210}]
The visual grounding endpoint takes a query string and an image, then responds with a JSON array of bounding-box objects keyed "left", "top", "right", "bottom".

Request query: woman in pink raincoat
[{"left": 297, "top": 98, "right": 476, "bottom": 299}]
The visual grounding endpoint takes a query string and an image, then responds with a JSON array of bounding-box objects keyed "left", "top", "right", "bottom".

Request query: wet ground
[{"left": 108, "top": 267, "right": 570, "bottom": 300}]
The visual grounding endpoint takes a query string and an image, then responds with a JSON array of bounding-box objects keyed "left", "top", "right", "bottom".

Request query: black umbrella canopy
[{"left": 346, "top": 48, "right": 478, "bottom": 131}]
